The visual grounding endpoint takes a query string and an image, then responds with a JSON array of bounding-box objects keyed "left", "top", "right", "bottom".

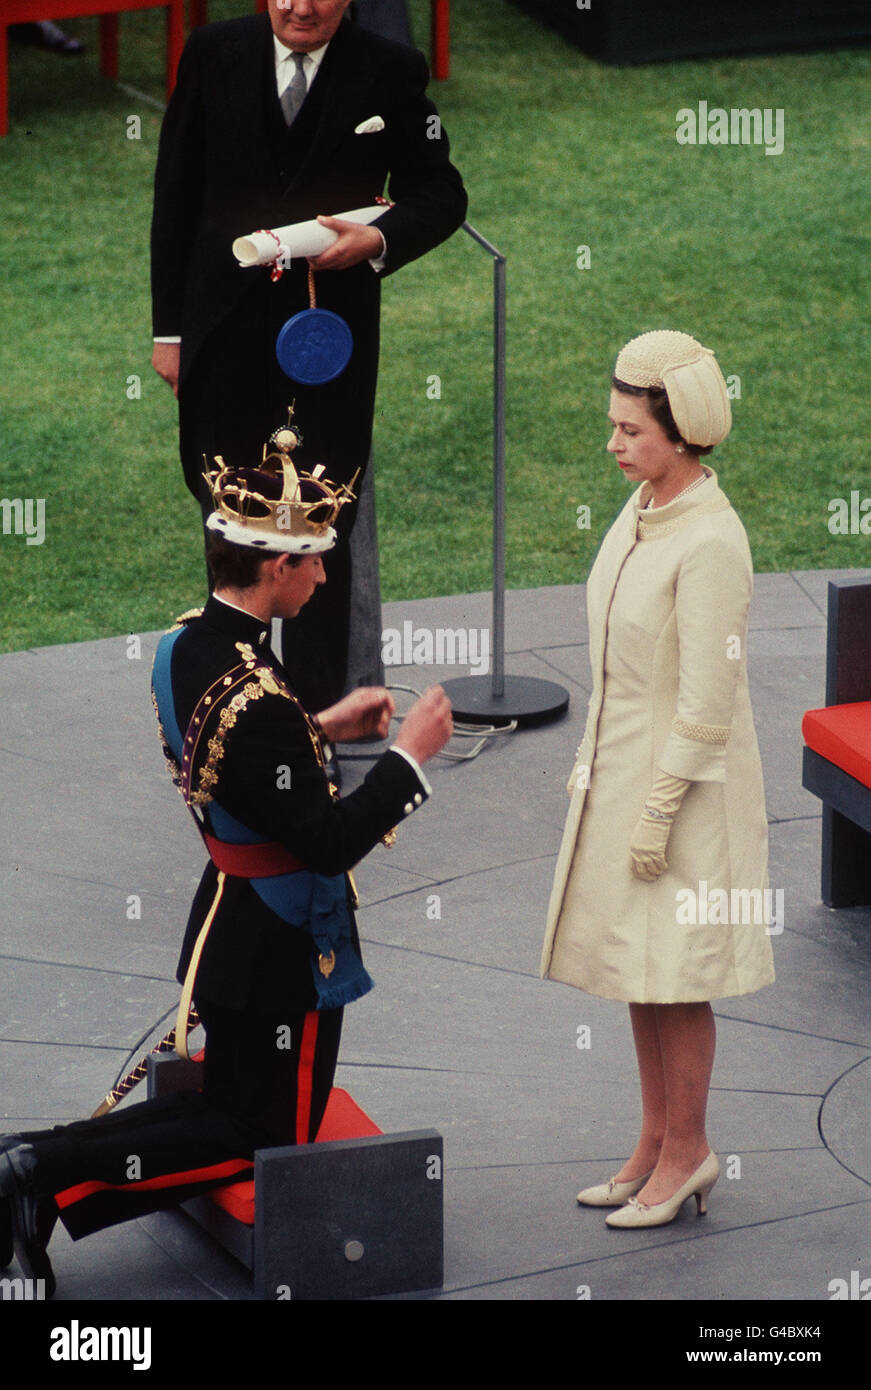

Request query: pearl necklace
[{"left": 645, "top": 470, "right": 708, "bottom": 510}]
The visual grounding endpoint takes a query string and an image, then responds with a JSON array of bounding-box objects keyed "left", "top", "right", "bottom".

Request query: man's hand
[
  {"left": 393, "top": 685, "right": 453, "bottom": 765},
  {"left": 152, "top": 341, "right": 181, "bottom": 397},
  {"left": 307, "top": 216, "right": 385, "bottom": 272},
  {"left": 317, "top": 687, "right": 395, "bottom": 744}
]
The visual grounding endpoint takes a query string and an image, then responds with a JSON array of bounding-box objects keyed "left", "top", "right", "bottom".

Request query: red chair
[
  {"left": 802, "top": 579, "right": 871, "bottom": 907},
  {"left": 1, "top": 0, "right": 185, "bottom": 136},
  {"left": 430, "top": 0, "right": 448, "bottom": 79}
]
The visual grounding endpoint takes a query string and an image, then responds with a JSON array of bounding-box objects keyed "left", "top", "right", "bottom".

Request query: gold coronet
[{"left": 203, "top": 406, "right": 357, "bottom": 547}]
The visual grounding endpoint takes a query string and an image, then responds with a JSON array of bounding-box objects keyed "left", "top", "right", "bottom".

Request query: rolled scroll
[{"left": 232, "top": 205, "right": 386, "bottom": 267}]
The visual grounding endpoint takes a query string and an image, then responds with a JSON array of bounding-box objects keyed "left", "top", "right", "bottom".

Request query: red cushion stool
[
  {"left": 800, "top": 578, "right": 871, "bottom": 908},
  {"left": 209, "top": 1087, "right": 383, "bottom": 1225},
  {"left": 146, "top": 1051, "right": 443, "bottom": 1300},
  {"left": 802, "top": 703, "right": 871, "bottom": 791}
]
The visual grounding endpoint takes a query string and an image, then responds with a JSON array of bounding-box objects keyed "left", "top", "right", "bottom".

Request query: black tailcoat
[{"left": 151, "top": 15, "right": 468, "bottom": 704}]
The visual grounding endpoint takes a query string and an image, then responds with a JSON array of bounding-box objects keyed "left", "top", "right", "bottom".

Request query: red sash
[{"left": 203, "top": 834, "right": 305, "bottom": 878}]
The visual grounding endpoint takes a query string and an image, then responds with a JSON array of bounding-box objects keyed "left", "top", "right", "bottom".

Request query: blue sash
[{"left": 152, "top": 626, "right": 373, "bottom": 1009}]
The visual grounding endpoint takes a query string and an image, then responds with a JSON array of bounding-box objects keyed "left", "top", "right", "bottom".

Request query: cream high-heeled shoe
[
  {"left": 576, "top": 1170, "right": 653, "bottom": 1207},
  {"left": 604, "top": 1151, "right": 719, "bottom": 1228}
]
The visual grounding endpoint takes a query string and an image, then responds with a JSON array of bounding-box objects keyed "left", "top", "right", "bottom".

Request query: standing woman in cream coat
[{"left": 541, "top": 330, "right": 775, "bottom": 1229}]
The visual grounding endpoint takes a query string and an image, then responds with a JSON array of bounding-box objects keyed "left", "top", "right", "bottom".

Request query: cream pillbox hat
[{"left": 614, "top": 330, "right": 732, "bottom": 449}]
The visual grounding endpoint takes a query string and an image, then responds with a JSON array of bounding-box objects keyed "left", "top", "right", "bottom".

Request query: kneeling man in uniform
[{"left": 0, "top": 417, "right": 453, "bottom": 1296}]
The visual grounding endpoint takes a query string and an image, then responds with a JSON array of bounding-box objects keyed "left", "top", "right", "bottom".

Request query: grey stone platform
[{"left": 1, "top": 569, "right": 870, "bottom": 1307}]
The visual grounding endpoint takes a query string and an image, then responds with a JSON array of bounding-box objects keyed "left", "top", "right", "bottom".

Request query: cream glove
[{"left": 629, "top": 771, "right": 692, "bottom": 881}]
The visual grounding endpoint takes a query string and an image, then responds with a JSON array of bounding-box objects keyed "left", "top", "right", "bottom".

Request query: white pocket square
[{"left": 355, "top": 115, "right": 385, "bottom": 134}]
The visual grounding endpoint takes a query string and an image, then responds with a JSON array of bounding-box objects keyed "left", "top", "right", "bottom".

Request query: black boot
[
  {"left": 0, "top": 1196, "right": 10, "bottom": 1271},
  {"left": 0, "top": 1133, "right": 23, "bottom": 1270},
  {"left": 0, "top": 1142, "right": 57, "bottom": 1298}
]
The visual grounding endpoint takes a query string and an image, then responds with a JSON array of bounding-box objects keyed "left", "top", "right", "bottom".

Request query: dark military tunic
[{"left": 21, "top": 596, "right": 428, "bottom": 1239}]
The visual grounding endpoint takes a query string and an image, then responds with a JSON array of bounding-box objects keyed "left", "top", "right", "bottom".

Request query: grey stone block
[
  {"left": 254, "top": 1129, "right": 443, "bottom": 1301},
  {"left": 147, "top": 1054, "right": 442, "bottom": 1301}
]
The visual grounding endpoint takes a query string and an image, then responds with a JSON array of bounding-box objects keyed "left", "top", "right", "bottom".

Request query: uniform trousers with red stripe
[{"left": 19, "top": 1000, "right": 342, "bottom": 1240}]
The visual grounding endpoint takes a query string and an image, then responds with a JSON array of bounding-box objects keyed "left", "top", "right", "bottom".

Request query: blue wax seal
[{"left": 276, "top": 308, "right": 353, "bottom": 385}]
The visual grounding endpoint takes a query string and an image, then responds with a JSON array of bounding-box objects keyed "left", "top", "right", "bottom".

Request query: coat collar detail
[{"left": 634, "top": 468, "right": 729, "bottom": 539}]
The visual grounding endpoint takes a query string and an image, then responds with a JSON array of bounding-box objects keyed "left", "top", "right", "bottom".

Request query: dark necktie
[{"left": 280, "top": 52, "right": 308, "bottom": 127}]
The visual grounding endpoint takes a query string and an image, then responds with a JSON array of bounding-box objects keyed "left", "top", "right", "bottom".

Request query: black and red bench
[
  {"left": 147, "top": 1052, "right": 443, "bottom": 1300},
  {"left": 802, "top": 579, "right": 871, "bottom": 908}
]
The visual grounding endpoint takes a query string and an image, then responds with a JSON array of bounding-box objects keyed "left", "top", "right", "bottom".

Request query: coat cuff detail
[
  {"left": 388, "top": 745, "right": 432, "bottom": 797},
  {"left": 659, "top": 732, "right": 727, "bottom": 782},
  {"left": 671, "top": 716, "right": 729, "bottom": 745}
]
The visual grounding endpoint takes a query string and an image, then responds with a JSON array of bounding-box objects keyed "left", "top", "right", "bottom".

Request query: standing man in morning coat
[{"left": 150, "top": 0, "right": 468, "bottom": 711}]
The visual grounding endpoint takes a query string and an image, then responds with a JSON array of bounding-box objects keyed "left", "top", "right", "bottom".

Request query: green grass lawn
[{"left": 1, "top": 1, "right": 869, "bottom": 652}]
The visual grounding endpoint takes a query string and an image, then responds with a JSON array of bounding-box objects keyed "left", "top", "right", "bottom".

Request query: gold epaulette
[{"left": 167, "top": 607, "right": 204, "bottom": 633}]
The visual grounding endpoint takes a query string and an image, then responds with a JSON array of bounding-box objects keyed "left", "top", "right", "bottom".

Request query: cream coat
[{"left": 541, "top": 469, "right": 775, "bottom": 1003}]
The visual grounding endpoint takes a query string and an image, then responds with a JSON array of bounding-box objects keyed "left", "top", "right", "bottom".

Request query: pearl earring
[{"left": 675, "top": 445, "right": 685, "bottom": 454}]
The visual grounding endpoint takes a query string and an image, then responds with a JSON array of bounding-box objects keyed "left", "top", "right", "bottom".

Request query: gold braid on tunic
[
  {"left": 153, "top": 624, "right": 332, "bottom": 806},
  {"left": 154, "top": 619, "right": 397, "bottom": 924}
]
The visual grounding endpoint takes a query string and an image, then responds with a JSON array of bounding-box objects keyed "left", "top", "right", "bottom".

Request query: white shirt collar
[{"left": 273, "top": 35, "right": 329, "bottom": 84}]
